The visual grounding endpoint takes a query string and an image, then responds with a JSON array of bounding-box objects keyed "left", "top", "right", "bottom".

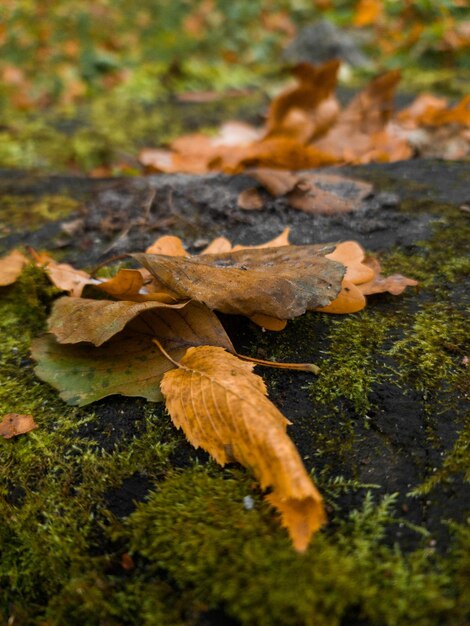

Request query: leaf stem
[
  {"left": 153, "top": 338, "right": 182, "bottom": 368},
  {"left": 235, "top": 352, "right": 320, "bottom": 374}
]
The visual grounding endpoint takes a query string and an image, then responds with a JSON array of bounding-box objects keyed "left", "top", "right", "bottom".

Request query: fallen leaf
[
  {"left": 264, "top": 60, "right": 341, "bottom": 143},
  {"left": 48, "top": 297, "right": 206, "bottom": 347},
  {"left": 32, "top": 301, "right": 233, "bottom": 406},
  {"left": 237, "top": 188, "right": 264, "bottom": 210},
  {"left": 318, "top": 244, "right": 418, "bottom": 313},
  {"left": 0, "top": 413, "right": 38, "bottom": 439},
  {"left": 216, "top": 137, "right": 338, "bottom": 173},
  {"left": 314, "top": 70, "right": 412, "bottom": 163},
  {"left": 286, "top": 173, "right": 373, "bottom": 215},
  {"left": 146, "top": 235, "right": 189, "bottom": 256},
  {"left": 359, "top": 257, "right": 419, "bottom": 295},
  {"left": 160, "top": 346, "right": 325, "bottom": 551},
  {"left": 246, "top": 168, "right": 300, "bottom": 196},
  {"left": 0, "top": 249, "right": 29, "bottom": 286},
  {"left": 133, "top": 244, "right": 345, "bottom": 319},
  {"left": 315, "top": 279, "right": 366, "bottom": 314},
  {"left": 31, "top": 251, "right": 98, "bottom": 297},
  {"left": 97, "top": 269, "right": 178, "bottom": 303}
]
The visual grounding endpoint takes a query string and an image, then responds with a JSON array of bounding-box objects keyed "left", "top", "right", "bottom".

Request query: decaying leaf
[
  {"left": 264, "top": 60, "right": 340, "bottom": 144},
  {"left": 160, "top": 345, "right": 325, "bottom": 552},
  {"left": 32, "top": 301, "right": 234, "bottom": 406},
  {"left": 47, "top": 297, "right": 190, "bottom": 346},
  {"left": 0, "top": 413, "right": 38, "bottom": 439},
  {"left": 318, "top": 241, "right": 417, "bottom": 313},
  {"left": 31, "top": 250, "right": 98, "bottom": 297},
  {"left": 133, "top": 244, "right": 345, "bottom": 319},
  {"left": 237, "top": 188, "right": 264, "bottom": 210},
  {"left": 0, "top": 249, "right": 29, "bottom": 286}
]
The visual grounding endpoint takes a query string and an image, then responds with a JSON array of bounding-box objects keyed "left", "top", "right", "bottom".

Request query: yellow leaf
[{"left": 160, "top": 346, "right": 325, "bottom": 551}]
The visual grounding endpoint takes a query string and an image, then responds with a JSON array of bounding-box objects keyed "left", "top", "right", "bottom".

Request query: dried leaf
[
  {"left": 359, "top": 257, "right": 419, "bottom": 296},
  {"left": 0, "top": 413, "right": 38, "bottom": 439},
  {"left": 146, "top": 235, "right": 189, "bottom": 256},
  {"left": 200, "top": 237, "right": 233, "bottom": 255},
  {"left": 286, "top": 173, "right": 372, "bottom": 215},
  {"left": 246, "top": 168, "right": 300, "bottom": 196},
  {"left": 32, "top": 302, "right": 233, "bottom": 406},
  {"left": 217, "top": 137, "right": 338, "bottom": 173},
  {"left": 133, "top": 244, "right": 345, "bottom": 319},
  {"left": 0, "top": 249, "right": 29, "bottom": 286},
  {"left": 237, "top": 188, "right": 264, "bottom": 210},
  {"left": 97, "top": 269, "right": 178, "bottom": 303},
  {"left": 264, "top": 60, "right": 341, "bottom": 143},
  {"left": 232, "top": 227, "right": 291, "bottom": 252},
  {"left": 48, "top": 297, "right": 196, "bottom": 346},
  {"left": 31, "top": 251, "right": 98, "bottom": 297},
  {"left": 249, "top": 314, "right": 288, "bottom": 331},
  {"left": 315, "top": 70, "right": 412, "bottom": 163},
  {"left": 316, "top": 279, "right": 366, "bottom": 314},
  {"left": 161, "top": 346, "right": 325, "bottom": 551},
  {"left": 325, "top": 241, "right": 375, "bottom": 284}
]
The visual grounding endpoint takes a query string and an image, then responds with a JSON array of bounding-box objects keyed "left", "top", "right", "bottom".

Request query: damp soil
[{"left": 1, "top": 158, "right": 469, "bottom": 625}]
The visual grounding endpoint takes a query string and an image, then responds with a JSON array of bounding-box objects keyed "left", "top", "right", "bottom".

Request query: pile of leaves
[
  {"left": 0, "top": 232, "right": 417, "bottom": 551},
  {"left": 140, "top": 59, "right": 470, "bottom": 175}
]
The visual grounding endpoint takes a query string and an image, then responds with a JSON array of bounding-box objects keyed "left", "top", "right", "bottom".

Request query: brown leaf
[
  {"left": 245, "top": 168, "right": 300, "bottom": 197},
  {"left": 314, "top": 70, "right": 412, "bottom": 163},
  {"left": 237, "top": 188, "right": 264, "bottom": 210},
  {"left": 359, "top": 257, "right": 418, "bottom": 296},
  {"left": 216, "top": 137, "right": 338, "bottom": 173},
  {"left": 48, "top": 297, "right": 193, "bottom": 346},
  {"left": 31, "top": 251, "right": 97, "bottom": 297},
  {"left": 160, "top": 346, "right": 325, "bottom": 551},
  {"left": 0, "top": 413, "right": 38, "bottom": 439},
  {"left": 32, "top": 301, "right": 233, "bottom": 406},
  {"left": 286, "top": 173, "right": 373, "bottom": 215},
  {"left": 146, "top": 235, "right": 189, "bottom": 256},
  {"left": 0, "top": 249, "right": 29, "bottom": 286},
  {"left": 264, "top": 60, "right": 341, "bottom": 143},
  {"left": 133, "top": 244, "right": 345, "bottom": 319}
]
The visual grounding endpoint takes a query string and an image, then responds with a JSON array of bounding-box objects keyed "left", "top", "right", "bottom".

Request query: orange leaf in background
[
  {"left": 316, "top": 279, "right": 366, "bottom": 314},
  {"left": 0, "top": 413, "right": 38, "bottom": 439},
  {"left": 264, "top": 60, "right": 341, "bottom": 144},
  {"left": 217, "top": 137, "right": 338, "bottom": 173},
  {"left": 160, "top": 345, "right": 325, "bottom": 552},
  {"left": 314, "top": 70, "right": 412, "bottom": 163},
  {"left": 353, "top": 0, "right": 383, "bottom": 27},
  {"left": 0, "top": 249, "right": 28, "bottom": 286},
  {"left": 245, "top": 168, "right": 300, "bottom": 196}
]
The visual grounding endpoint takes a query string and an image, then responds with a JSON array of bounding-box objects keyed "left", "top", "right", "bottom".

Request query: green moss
[
  {"left": 0, "top": 194, "right": 79, "bottom": 234},
  {"left": 116, "top": 469, "right": 458, "bottom": 626},
  {"left": 389, "top": 304, "right": 468, "bottom": 397}
]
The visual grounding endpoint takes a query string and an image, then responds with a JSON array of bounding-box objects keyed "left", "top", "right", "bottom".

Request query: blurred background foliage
[{"left": 0, "top": 0, "right": 469, "bottom": 172}]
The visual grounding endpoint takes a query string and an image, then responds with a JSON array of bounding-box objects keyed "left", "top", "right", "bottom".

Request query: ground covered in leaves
[{"left": 0, "top": 157, "right": 469, "bottom": 625}]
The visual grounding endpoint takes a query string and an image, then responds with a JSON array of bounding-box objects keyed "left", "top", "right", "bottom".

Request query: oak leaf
[
  {"left": 133, "top": 244, "right": 345, "bottom": 319},
  {"left": 160, "top": 346, "right": 325, "bottom": 552}
]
